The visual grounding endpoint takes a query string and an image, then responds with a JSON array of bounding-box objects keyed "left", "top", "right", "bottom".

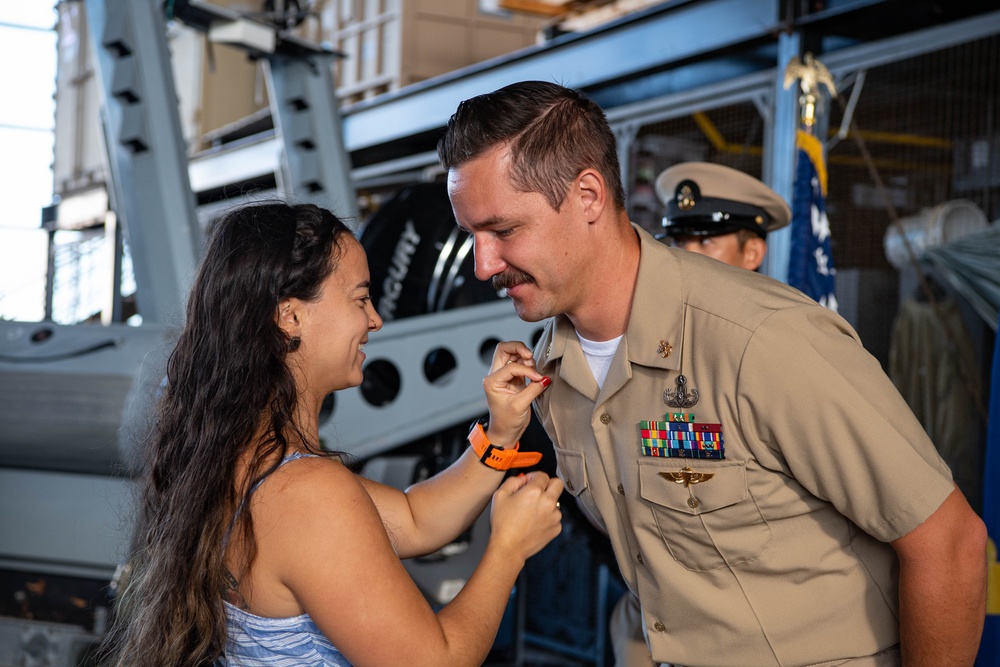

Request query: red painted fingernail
[{"left": 541, "top": 376, "right": 551, "bottom": 387}]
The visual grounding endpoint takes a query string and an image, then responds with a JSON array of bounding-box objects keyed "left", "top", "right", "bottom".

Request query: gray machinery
[{"left": 0, "top": 1, "right": 538, "bottom": 663}]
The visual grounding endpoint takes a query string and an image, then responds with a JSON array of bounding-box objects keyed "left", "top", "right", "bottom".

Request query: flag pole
[{"left": 783, "top": 52, "right": 838, "bottom": 311}]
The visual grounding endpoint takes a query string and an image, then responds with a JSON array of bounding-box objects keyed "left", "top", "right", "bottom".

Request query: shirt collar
[
  {"left": 536, "top": 224, "right": 684, "bottom": 373},
  {"left": 626, "top": 224, "right": 684, "bottom": 372}
]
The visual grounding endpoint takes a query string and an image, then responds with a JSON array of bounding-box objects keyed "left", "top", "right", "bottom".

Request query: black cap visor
[{"left": 662, "top": 196, "right": 769, "bottom": 239}]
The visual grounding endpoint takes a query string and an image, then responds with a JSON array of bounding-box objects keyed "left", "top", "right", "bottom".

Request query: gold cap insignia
[{"left": 677, "top": 184, "right": 696, "bottom": 210}]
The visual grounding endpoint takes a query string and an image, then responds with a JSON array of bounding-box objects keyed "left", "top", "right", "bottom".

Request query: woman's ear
[{"left": 276, "top": 299, "right": 301, "bottom": 336}]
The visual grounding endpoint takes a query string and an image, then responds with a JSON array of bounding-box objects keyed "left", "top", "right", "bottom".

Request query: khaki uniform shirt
[{"left": 532, "top": 226, "right": 954, "bottom": 667}]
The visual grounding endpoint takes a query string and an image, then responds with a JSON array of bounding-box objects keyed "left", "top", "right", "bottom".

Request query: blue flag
[
  {"left": 978, "top": 314, "right": 1000, "bottom": 666},
  {"left": 787, "top": 130, "right": 837, "bottom": 310}
]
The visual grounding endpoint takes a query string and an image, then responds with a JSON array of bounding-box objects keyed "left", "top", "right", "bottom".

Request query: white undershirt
[{"left": 577, "top": 333, "right": 623, "bottom": 389}]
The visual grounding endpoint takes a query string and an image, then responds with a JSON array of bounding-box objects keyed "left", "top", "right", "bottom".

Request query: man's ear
[
  {"left": 575, "top": 169, "right": 607, "bottom": 222},
  {"left": 276, "top": 298, "right": 302, "bottom": 336},
  {"left": 741, "top": 237, "right": 768, "bottom": 271}
]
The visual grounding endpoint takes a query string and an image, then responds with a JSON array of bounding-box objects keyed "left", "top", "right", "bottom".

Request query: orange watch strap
[{"left": 468, "top": 423, "right": 542, "bottom": 471}]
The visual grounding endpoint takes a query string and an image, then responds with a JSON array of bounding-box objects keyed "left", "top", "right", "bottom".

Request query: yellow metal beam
[
  {"left": 827, "top": 154, "right": 951, "bottom": 173},
  {"left": 691, "top": 111, "right": 761, "bottom": 156},
  {"left": 692, "top": 111, "right": 950, "bottom": 171},
  {"left": 834, "top": 129, "right": 952, "bottom": 150}
]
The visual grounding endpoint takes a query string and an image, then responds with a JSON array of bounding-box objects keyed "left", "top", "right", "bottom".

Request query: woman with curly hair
[{"left": 100, "top": 201, "right": 561, "bottom": 666}]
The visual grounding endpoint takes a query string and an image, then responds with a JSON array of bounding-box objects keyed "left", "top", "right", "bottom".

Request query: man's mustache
[{"left": 492, "top": 269, "right": 534, "bottom": 291}]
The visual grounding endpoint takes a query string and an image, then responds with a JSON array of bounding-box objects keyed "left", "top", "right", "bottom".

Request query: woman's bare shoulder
[
  {"left": 251, "top": 453, "right": 393, "bottom": 574},
  {"left": 256, "top": 453, "right": 368, "bottom": 510},
  {"left": 239, "top": 453, "right": 406, "bottom": 622}
]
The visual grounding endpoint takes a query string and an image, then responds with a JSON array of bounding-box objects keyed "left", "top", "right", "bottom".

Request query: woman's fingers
[
  {"left": 490, "top": 341, "right": 535, "bottom": 374},
  {"left": 484, "top": 361, "right": 547, "bottom": 393},
  {"left": 491, "top": 472, "right": 563, "bottom": 559},
  {"left": 482, "top": 364, "right": 550, "bottom": 445}
]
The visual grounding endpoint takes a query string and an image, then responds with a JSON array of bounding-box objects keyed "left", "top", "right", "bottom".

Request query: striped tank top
[{"left": 218, "top": 452, "right": 352, "bottom": 667}]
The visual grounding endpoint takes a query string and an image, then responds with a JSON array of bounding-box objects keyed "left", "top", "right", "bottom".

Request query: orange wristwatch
[{"left": 468, "top": 422, "right": 542, "bottom": 471}]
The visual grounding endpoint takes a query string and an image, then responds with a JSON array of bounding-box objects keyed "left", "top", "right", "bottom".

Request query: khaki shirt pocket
[
  {"left": 638, "top": 459, "right": 771, "bottom": 572},
  {"left": 554, "top": 446, "right": 588, "bottom": 498},
  {"left": 554, "top": 446, "right": 612, "bottom": 535}
]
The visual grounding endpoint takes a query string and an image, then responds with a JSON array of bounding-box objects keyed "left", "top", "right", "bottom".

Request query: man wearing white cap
[{"left": 654, "top": 162, "right": 790, "bottom": 271}]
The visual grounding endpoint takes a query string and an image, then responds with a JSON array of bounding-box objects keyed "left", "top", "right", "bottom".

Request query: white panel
[{"left": 0, "top": 468, "right": 133, "bottom": 577}]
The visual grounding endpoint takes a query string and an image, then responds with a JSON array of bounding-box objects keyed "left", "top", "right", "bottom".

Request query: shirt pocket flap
[
  {"left": 554, "top": 446, "right": 588, "bottom": 497},
  {"left": 638, "top": 460, "right": 748, "bottom": 515}
]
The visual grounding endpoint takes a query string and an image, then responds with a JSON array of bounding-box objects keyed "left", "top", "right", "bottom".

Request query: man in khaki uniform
[
  {"left": 439, "top": 80, "right": 987, "bottom": 666},
  {"left": 654, "top": 162, "right": 787, "bottom": 271}
]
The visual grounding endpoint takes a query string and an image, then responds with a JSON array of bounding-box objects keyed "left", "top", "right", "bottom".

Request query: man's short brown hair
[{"left": 438, "top": 81, "right": 626, "bottom": 213}]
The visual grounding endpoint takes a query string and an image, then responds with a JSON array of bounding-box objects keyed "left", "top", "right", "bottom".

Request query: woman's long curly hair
[{"left": 100, "top": 202, "right": 353, "bottom": 666}]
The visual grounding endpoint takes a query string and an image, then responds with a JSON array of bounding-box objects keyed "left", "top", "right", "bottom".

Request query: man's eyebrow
[
  {"left": 458, "top": 215, "right": 511, "bottom": 232},
  {"left": 356, "top": 280, "right": 371, "bottom": 290}
]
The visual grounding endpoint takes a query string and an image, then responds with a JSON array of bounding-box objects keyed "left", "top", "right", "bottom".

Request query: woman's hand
[
  {"left": 482, "top": 341, "right": 550, "bottom": 447},
  {"left": 489, "top": 471, "right": 563, "bottom": 562}
]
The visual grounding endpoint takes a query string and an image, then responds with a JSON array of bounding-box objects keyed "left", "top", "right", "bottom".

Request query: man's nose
[{"left": 472, "top": 236, "right": 503, "bottom": 281}]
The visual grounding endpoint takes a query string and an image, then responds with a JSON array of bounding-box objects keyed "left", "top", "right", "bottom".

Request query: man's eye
[{"left": 494, "top": 228, "right": 513, "bottom": 238}]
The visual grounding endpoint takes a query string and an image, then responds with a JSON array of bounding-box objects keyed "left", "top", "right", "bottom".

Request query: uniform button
[
  {"left": 636, "top": 553, "right": 643, "bottom": 565},
  {"left": 617, "top": 484, "right": 625, "bottom": 495},
  {"left": 600, "top": 413, "right": 611, "bottom": 424},
  {"left": 688, "top": 497, "right": 699, "bottom": 509},
  {"left": 566, "top": 480, "right": 574, "bottom": 491},
  {"left": 653, "top": 621, "right": 666, "bottom": 632}
]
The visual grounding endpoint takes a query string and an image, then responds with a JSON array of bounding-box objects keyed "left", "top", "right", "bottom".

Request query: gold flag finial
[{"left": 783, "top": 52, "right": 837, "bottom": 128}]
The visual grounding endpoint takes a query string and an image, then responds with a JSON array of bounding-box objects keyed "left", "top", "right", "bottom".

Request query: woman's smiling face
[{"left": 287, "top": 237, "right": 382, "bottom": 396}]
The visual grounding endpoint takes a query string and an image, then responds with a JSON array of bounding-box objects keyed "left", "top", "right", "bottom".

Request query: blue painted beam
[
  {"left": 761, "top": 31, "right": 800, "bottom": 284},
  {"left": 342, "top": 0, "right": 783, "bottom": 152}
]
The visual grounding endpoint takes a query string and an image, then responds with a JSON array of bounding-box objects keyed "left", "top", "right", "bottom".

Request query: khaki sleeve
[{"left": 737, "top": 304, "right": 954, "bottom": 542}]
